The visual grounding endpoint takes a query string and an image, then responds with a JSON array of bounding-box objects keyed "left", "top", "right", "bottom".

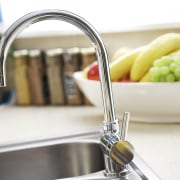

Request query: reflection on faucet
[{"left": 0, "top": 9, "right": 134, "bottom": 178}]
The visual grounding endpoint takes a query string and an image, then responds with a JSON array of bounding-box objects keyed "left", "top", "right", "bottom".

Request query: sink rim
[{"left": 0, "top": 130, "right": 101, "bottom": 153}]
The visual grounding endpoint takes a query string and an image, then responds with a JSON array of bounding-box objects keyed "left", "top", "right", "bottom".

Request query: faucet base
[{"left": 103, "top": 154, "right": 131, "bottom": 178}]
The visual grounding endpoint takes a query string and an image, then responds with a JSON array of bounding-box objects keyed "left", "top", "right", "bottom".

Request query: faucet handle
[
  {"left": 120, "top": 112, "right": 130, "bottom": 141},
  {"left": 110, "top": 140, "right": 134, "bottom": 166}
]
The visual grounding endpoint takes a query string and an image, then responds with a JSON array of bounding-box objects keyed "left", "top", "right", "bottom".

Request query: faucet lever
[
  {"left": 110, "top": 139, "right": 134, "bottom": 167},
  {"left": 120, "top": 112, "right": 130, "bottom": 141}
]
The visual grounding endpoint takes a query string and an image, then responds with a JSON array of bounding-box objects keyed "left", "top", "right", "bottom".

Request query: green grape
[
  {"left": 166, "top": 73, "right": 176, "bottom": 82},
  {"left": 160, "top": 66, "right": 170, "bottom": 75},
  {"left": 153, "top": 59, "right": 165, "bottom": 67},
  {"left": 169, "top": 62, "right": 177, "bottom": 73},
  {"left": 150, "top": 55, "right": 180, "bottom": 82},
  {"left": 176, "top": 76, "right": 180, "bottom": 81},
  {"left": 150, "top": 67, "right": 160, "bottom": 76},
  {"left": 160, "top": 56, "right": 172, "bottom": 65},
  {"left": 174, "top": 58, "right": 180, "bottom": 66},
  {"left": 149, "top": 67, "right": 161, "bottom": 82},
  {"left": 151, "top": 76, "right": 159, "bottom": 82},
  {"left": 153, "top": 60, "right": 160, "bottom": 67},
  {"left": 174, "top": 68, "right": 180, "bottom": 78},
  {"left": 159, "top": 75, "right": 167, "bottom": 82},
  {"left": 154, "top": 56, "right": 172, "bottom": 66}
]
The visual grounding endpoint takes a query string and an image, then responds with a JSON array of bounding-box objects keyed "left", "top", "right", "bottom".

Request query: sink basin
[
  {"left": 0, "top": 131, "right": 160, "bottom": 180},
  {"left": 0, "top": 132, "right": 104, "bottom": 180}
]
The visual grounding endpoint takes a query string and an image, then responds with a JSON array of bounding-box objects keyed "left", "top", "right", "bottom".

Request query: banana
[
  {"left": 111, "top": 47, "right": 132, "bottom": 62},
  {"left": 131, "top": 33, "right": 180, "bottom": 81},
  {"left": 168, "top": 49, "right": 180, "bottom": 56},
  {"left": 110, "top": 46, "right": 145, "bottom": 81},
  {"left": 140, "top": 71, "right": 151, "bottom": 82},
  {"left": 82, "top": 66, "right": 88, "bottom": 79}
]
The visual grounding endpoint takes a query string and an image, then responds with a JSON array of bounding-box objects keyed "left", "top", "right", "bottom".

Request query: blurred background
[
  {"left": 1, "top": 0, "right": 180, "bottom": 34},
  {"left": 1, "top": 0, "right": 180, "bottom": 106}
]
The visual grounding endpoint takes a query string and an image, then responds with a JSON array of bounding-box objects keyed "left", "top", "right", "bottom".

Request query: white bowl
[{"left": 74, "top": 71, "right": 180, "bottom": 123}]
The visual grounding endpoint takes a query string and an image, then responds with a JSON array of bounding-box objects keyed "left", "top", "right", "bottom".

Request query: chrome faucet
[{"left": 0, "top": 9, "right": 134, "bottom": 178}]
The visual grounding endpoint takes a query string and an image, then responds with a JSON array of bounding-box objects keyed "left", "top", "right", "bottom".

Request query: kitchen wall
[{"left": 14, "top": 27, "right": 180, "bottom": 60}]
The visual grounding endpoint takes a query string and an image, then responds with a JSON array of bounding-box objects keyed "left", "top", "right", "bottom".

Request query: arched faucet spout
[{"left": 0, "top": 9, "right": 118, "bottom": 132}]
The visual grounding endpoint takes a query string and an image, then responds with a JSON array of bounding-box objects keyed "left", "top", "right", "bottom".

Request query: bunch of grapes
[{"left": 149, "top": 55, "right": 180, "bottom": 82}]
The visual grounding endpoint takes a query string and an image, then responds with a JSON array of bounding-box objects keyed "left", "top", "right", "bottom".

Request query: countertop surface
[{"left": 0, "top": 105, "right": 180, "bottom": 180}]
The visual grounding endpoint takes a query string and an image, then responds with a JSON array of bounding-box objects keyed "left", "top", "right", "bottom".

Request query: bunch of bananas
[{"left": 110, "top": 33, "right": 180, "bottom": 82}]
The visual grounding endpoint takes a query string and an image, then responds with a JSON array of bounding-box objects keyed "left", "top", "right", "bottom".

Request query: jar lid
[
  {"left": 81, "top": 47, "right": 95, "bottom": 55},
  {"left": 45, "top": 48, "right": 64, "bottom": 57},
  {"left": 67, "top": 47, "right": 81, "bottom": 55},
  {"left": 29, "top": 49, "right": 41, "bottom": 58},
  {"left": 13, "top": 49, "right": 28, "bottom": 58}
]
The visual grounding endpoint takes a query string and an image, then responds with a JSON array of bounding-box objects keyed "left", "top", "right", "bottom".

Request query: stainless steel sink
[
  {"left": 0, "top": 132, "right": 105, "bottom": 180},
  {"left": 0, "top": 131, "right": 160, "bottom": 180}
]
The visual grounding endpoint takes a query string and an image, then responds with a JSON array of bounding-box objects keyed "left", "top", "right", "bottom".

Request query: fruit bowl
[{"left": 74, "top": 71, "right": 180, "bottom": 123}]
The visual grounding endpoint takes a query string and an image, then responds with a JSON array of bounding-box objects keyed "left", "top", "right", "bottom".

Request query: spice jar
[
  {"left": 63, "top": 47, "right": 83, "bottom": 105},
  {"left": 45, "top": 48, "right": 65, "bottom": 105},
  {"left": 28, "top": 49, "right": 48, "bottom": 105},
  {"left": 14, "top": 49, "right": 31, "bottom": 105},
  {"left": 81, "top": 47, "right": 97, "bottom": 69}
]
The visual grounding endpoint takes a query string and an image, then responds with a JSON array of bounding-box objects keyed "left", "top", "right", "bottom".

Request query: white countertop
[{"left": 0, "top": 105, "right": 179, "bottom": 180}]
